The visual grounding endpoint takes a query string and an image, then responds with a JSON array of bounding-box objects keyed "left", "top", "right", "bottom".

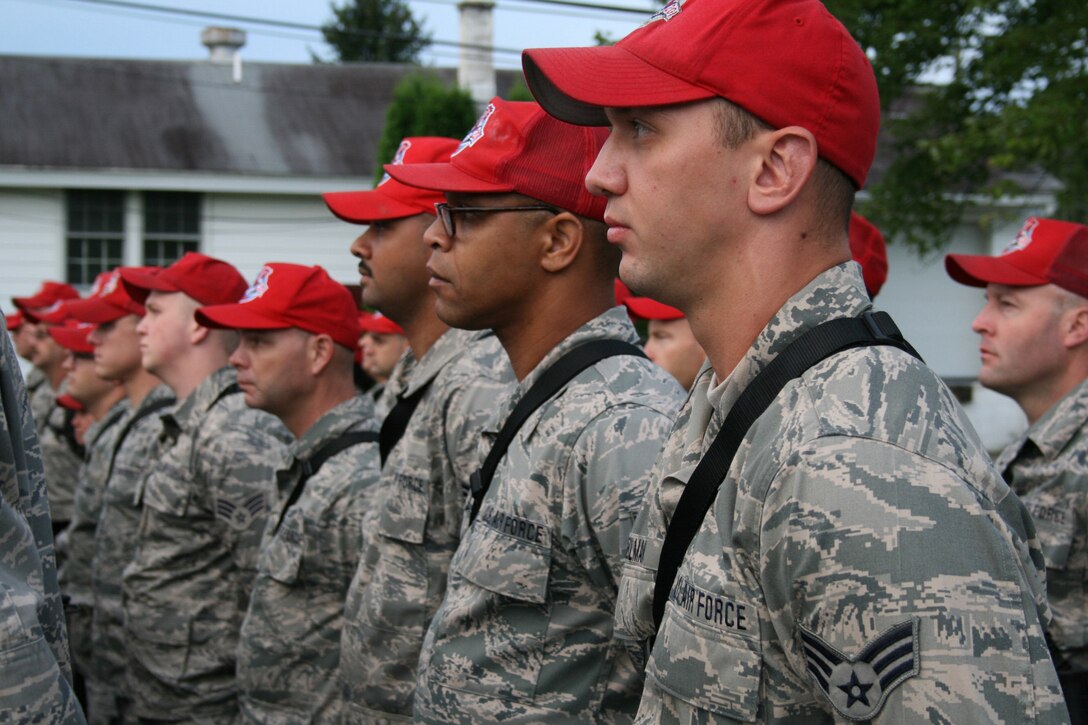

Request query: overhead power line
[{"left": 57, "top": 0, "right": 527, "bottom": 56}]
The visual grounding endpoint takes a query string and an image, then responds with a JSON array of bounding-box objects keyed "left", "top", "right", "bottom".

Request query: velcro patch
[{"left": 800, "top": 618, "right": 919, "bottom": 721}]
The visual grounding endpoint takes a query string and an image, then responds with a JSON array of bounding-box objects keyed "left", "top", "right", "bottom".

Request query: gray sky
[{"left": 0, "top": 0, "right": 652, "bottom": 70}]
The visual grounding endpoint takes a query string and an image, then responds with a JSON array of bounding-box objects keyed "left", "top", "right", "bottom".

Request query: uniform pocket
[
  {"left": 259, "top": 509, "right": 304, "bottom": 585},
  {"left": 646, "top": 599, "right": 762, "bottom": 721},
  {"left": 141, "top": 466, "right": 191, "bottom": 519},
  {"left": 457, "top": 510, "right": 551, "bottom": 604},
  {"left": 378, "top": 471, "right": 430, "bottom": 545},
  {"left": 126, "top": 609, "right": 193, "bottom": 684}
]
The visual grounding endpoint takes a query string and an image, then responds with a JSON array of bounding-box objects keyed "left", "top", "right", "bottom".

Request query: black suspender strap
[
  {"left": 84, "top": 406, "right": 126, "bottom": 463},
  {"left": 378, "top": 381, "right": 433, "bottom": 466},
  {"left": 212, "top": 382, "right": 242, "bottom": 405},
  {"left": 468, "top": 339, "right": 647, "bottom": 525},
  {"left": 652, "top": 311, "right": 922, "bottom": 631},
  {"left": 55, "top": 408, "right": 85, "bottom": 460},
  {"left": 274, "top": 429, "right": 379, "bottom": 533},
  {"left": 105, "top": 397, "right": 174, "bottom": 481}
]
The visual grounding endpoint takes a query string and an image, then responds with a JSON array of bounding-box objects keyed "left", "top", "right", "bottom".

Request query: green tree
[
  {"left": 825, "top": 0, "right": 1087, "bottom": 254},
  {"left": 374, "top": 73, "right": 478, "bottom": 182},
  {"left": 319, "top": 0, "right": 430, "bottom": 64}
]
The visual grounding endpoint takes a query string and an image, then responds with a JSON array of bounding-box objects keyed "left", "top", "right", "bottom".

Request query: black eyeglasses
[{"left": 434, "top": 202, "right": 559, "bottom": 237}]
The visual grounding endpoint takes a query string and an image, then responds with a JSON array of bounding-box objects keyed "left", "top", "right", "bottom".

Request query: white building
[{"left": 0, "top": 42, "right": 1057, "bottom": 452}]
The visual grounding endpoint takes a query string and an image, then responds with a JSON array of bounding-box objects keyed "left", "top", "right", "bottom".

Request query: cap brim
[
  {"left": 522, "top": 45, "right": 715, "bottom": 126},
  {"left": 945, "top": 254, "right": 1049, "bottom": 288},
  {"left": 65, "top": 298, "right": 129, "bottom": 324},
  {"left": 383, "top": 162, "right": 516, "bottom": 195},
  {"left": 359, "top": 317, "right": 404, "bottom": 335},
  {"left": 323, "top": 187, "right": 428, "bottom": 224},
  {"left": 119, "top": 267, "right": 176, "bottom": 304},
  {"left": 625, "top": 296, "right": 684, "bottom": 321},
  {"left": 48, "top": 326, "right": 93, "bottom": 353},
  {"left": 195, "top": 304, "right": 292, "bottom": 332}
]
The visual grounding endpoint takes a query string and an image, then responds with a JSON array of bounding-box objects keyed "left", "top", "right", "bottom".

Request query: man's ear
[
  {"left": 747, "top": 126, "right": 818, "bottom": 216},
  {"left": 190, "top": 318, "right": 210, "bottom": 345},
  {"left": 539, "top": 213, "right": 584, "bottom": 274},
  {"left": 1062, "top": 305, "right": 1088, "bottom": 349},
  {"left": 309, "top": 334, "right": 336, "bottom": 376}
]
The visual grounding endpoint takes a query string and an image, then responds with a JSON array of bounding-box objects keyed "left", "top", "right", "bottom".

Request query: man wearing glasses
[
  {"left": 386, "top": 98, "right": 684, "bottom": 722},
  {"left": 322, "top": 137, "right": 514, "bottom": 723}
]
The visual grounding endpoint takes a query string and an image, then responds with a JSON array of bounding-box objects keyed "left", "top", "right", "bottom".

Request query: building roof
[{"left": 0, "top": 55, "right": 517, "bottom": 179}]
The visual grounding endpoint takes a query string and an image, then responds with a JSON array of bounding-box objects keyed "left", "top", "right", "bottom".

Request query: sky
[{"left": 0, "top": 0, "right": 654, "bottom": 70}]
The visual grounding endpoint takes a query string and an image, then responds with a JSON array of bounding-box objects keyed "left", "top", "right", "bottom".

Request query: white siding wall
[
  {"left": 201, "top": 193, "right": 362, "bottom": 285},
  {"left": 0, "top": 189, "right": 66, "bottom": 300}
]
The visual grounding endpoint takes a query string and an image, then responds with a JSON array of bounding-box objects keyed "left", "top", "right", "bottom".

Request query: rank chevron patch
[{"left": 800, "top": 618, "right": 920, "bottom": 721}]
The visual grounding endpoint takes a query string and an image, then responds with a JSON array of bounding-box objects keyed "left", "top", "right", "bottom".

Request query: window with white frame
[
  {"left": 143, "top": 191, "right": 200, "bottom": 267},
  {"left": 65, "top": 190, "right": 124, "bottom": 285}
]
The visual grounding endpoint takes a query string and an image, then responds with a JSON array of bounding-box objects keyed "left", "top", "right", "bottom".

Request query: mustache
[{"left": 357, "top": 261, "right": 373, "bottom": 277}]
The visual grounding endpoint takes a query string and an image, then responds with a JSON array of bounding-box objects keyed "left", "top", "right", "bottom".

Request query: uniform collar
[
  {"left": 399, "top": 328, "right": 481, "bottom": 398},
  {"left": 708, "top": 262, "right": 872, "bottom": 433},
  {"left": 86, "top": 398, "right": 130, "bottom": 448},
  {"left": 165, "top": 365, "right": 238, "bottom": 433},
  {"left": 291, "top": 394, "right": 377, "bottom": 462},
  {"left": 1023, "top": 378, "right": 1088, "bottom": 460},
  {"left": 497, "top": 306, "right": 641, "bottom": 421}
]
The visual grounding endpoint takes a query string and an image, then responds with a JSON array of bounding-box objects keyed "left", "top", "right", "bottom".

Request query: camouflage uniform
[
  {"left": 121, "top": 367, "right": 289, "bottom": 722},
  {"left": 618, "top": 263, "right": 1068, "bottom": 724},
  {"left": 340, "top": 329, "right": 513, "bottom": 723},
  {"left": 27, "top": 367, "right": 53, "bottom": 435},
  {"left": 237, "top": 395, "right": 381, "bottom": 723},
  {"left": 57, "top": 399, "right": 128, "bottom": 684},
  {"left": 39, "top": 385, "right": 82, "bottom": 528},
  {"left": 90, "top": 384, "right": 175, "bottom": 723},
  {"left": 0, "top": 315, "right": 84, "bottom": 723},
  {"left": 413, "top": 307, "right": 684, "bottom": 724},
  {"left": 996, "top": 380, "right": 1088, "bottom": 672}
]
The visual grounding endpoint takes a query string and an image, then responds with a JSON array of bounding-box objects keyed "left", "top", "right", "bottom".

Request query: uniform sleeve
[
  {"left": 197, "top": 415, "right": 286, "bottom": 586},
  {"left": 564, "top": 403, "right": 675, "bottom": 591},
  {"left": 761, "top": 435, "right": 1067, "bottom": 723},
  {"left": 0, "top": 321, "right": 84, "bottom": 722},
  {"left": 441, "top": 378, "right": 504, "bottom": 536}
]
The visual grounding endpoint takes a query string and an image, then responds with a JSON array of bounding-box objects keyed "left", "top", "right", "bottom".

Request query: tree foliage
[
  {"left": 825, "top": 0, "right": 1087, "bottom": 254},
  {"left": 374, "top": 74, "right": 478, "bottom": 182},
  {"left": 319, "top": 0, "right": 430, "bottom": 64}
]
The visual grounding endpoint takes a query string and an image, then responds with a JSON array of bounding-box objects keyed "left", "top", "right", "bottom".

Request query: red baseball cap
[
  {"left": 56, "top": 394, "right": 85, "bottom": 413},
  {"left": 615, "top": 280, "right": 684, "bottom": 321},
  {"left": 385, "top": 99, "right": 609, "bottom": 221},
  {"left": 48, "top": 320, "right": 96, "bottom": 355},
  {"left": 522, "top": 0, "right": 880, "bottom": 189},
  {"left": 323, "top": 137, "right": 460, "bottom": 223},
  {"left": 66, "top": 267, "right": 153, "bottom": 323},
  {"left": 358, "top": 310, "right": 405, "bottom": 336},
  {"left": 195, "top": 263, "right": 362, "bottom": 350},
  {"left": 13, "top": 281, "right": 80, "bottom": 312},
  {"left": 24, "top": 299, "right": 74, "bottom": 325},
  {"left": 5, "top": 310, "right": 25, "bottom": 331},
  {"left": 849, "top": 212, "right": 888, "bottom": 298},
  {"left": 120, "top": 252, "right": 247, "bottom": 307},
  {"left": 946, "top": 217, "right": 1088, "bottom": 298}
]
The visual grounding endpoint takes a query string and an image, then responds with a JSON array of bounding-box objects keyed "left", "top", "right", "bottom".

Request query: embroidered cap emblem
[
  {"left": 801, "top": 618, "right": 919, "bottom": 721},
  {"left": 453, "top": 103, "right": 496, "bottom": 157},
  {"left": 644, "top": 0, "right": 683, "bottom": 25},
  {"left": 240, "top": 265, "right": 273, "bottom": 303},
  {"left": 1001, "top": 216, "right": 1039, "bottom": 255},
  {"left": 378, "top": 138, "right": 412, "bottom": 187}
]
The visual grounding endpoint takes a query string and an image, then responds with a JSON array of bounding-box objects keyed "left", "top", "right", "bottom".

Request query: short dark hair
[{"left": 713, "top": 98, "right": 854, "bottom": 235}]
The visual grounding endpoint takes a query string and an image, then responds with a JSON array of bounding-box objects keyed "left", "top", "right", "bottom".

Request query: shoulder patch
[{"left": 800, "top": 618, "right": 919, "bottom": 721}]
